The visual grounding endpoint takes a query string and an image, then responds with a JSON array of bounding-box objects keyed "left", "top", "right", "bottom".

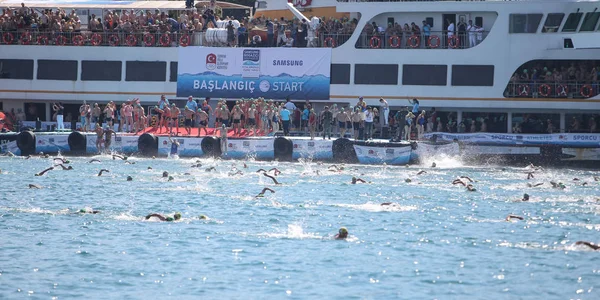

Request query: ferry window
[
  {"left": 426, "top": 17, "right": 434, "bottom": 28},
  {"left": 542, "top": 13, "right": 564, "bottom": 32},
  {"left": 475, "top": 17, "right": 483, "bottom": 27},
  {"left": 402, "top": 65, "right": 447, "bottom": 86},
  {"left": 125, "top": 61, "right": 167, "bottom": 82},
  {"left": 256, "top": 1, "right": 267, "bottom": 9},
  {"left": 81, "top": 61, "right": 122, "bottom": 81},
  {"left": 579, "top": 12, "right": 600, "bottom": 32},
  {"left": 451, "top": 65, "right": 494, "bottom": 87},
  {"left": 170, "top": 62, "right": 178, "bottom": 82},
  {"left": 331, "top": 64, "right": 350, "bottom": 84},
  {"left": 0, "top": 59, "right": 33, "bottom": 79},
  {"left": 562, "top": 12, "right": 583, "bottom": 32},
  {"left": 37, "top": 60, "right": 77, "bottom": 81},
  {"left": 509, "top": 14, "right": 543, "bottom": 33},
  {"left": 354, "top": 64, "right": 398, "bottom": 85}
]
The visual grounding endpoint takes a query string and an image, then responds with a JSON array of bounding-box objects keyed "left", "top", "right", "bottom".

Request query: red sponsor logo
[{"left": 206, "top": 53, "right": 217, "bottom": 70}]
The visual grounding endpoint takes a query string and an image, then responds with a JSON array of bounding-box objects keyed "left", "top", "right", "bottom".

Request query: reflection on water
[{"left": 0, "top": 154, "right": 599, "bottom": 298}]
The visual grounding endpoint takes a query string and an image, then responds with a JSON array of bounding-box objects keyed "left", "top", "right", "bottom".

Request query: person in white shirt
[
  {"left": 379, "top": 98, "right": 389, "bottom": 126},
  {"left": 447, "top": 19, "right": 455, "bottom": 48},
  {"left": 467, "top": 20, "right": 477, "bottom": 48},
  {"left": 364, "top": 107, "right": 374, "bottom": 140},
  {"left": 283, "top": 32, "right": 294, "bottom": 47}
]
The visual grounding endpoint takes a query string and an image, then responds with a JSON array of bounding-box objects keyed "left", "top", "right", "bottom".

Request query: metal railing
[
  {"left": 505, "top": 81, "right": 600, "bottom": 99},
  {"left": 1, "top": 29, "right": 489, "bottom": 49},
  {"left": 352, "top": 30, "right": 489, "bottom": 49}
]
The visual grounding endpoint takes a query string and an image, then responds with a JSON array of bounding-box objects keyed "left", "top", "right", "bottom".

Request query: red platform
[{"left": 136, "top": 127, "right": 269, "bottom": 138}]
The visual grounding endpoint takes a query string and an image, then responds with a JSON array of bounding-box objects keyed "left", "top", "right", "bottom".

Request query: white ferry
[{"left": 0, "top": 0, "right": 599, "bottom": 163}]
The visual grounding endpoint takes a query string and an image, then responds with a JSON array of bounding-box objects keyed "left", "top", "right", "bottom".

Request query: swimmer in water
[
  {"left": 431, "top": 162, "right": 436, "bottom": 168},
  {"left": 505, "top": 215, "right": 524, "bottom": 221},
  {"left": 460, "top": 176, "right": 474, "bottom": 182},
  {"left": 88, "top": 159, "right": 101, "bottom": 163},
  {"left": 35, "top": 167, "right": 54, "bottom": 176},
  {"left": 205, "top": 167, "right": 216, "bottom": 172},
  {"left": 575, "top": 241, "right": 600, "bottom": 250},
  {"left": 145, "top": 212, "right": 182, "bottom": 222},
  {"left": 269, "top": 168, "right": 281, "bottom": 176},
  {"left": 256, "top": 187, "right": 275, "bottom": 198},
  {"left": 329, "top": 164, "right": 345, "bottom": 171},
  {"left": 125, "top": 161, "right": 136, "bottom": 165},
  {"left": 97, "top": 169, "right": 110, "bottom": 176},
  {"left": 550, "top": 181, "right": 566, "bottom": 189},
  {"left": 199, "top": 215, "right": 208, "bottom": 220},
  {"left": 405, "top": 178, "right": 412, "bottom": 183},
  {"left": 594, "top": 176, "right": 599, "bottom": 181},
  {"left": 527, "top": 172, "right": 535, "bottom": 180},
  {"left": 162, "top": 171, "right": 169, "bottom": 178},
  {"left": 263, "top": 173, "right": 281, "bottom": 185},
  {"left": 521, "top": 193, "right": 530, "bottom": 201},
  {"left": 527, "top": 183, "right": 544, "bottom": 187},
  {"left": 127, "top": 176, "right": 133, "bottom": 181},
  {"left": 228, "top": 170, "right": 243, "bottom": 176},
  {"left": 416, "top": 170, "right": 427, "bottom": 175},
  {"left": 112, "top": 154, "right": 127, "bottom": 160},
  {"left": 78, "top": 208, "right": 100, "bottom": 214},
  {"left": 191, "top": 163, "right": 202, "bottom": 168},
  {"left": 53, "top": 157, "right": 69, "bottom": 164},
  {"left": 168, "top": 176, "right": 174, "bottom": 181},
  {"left": 452, "top": 179, "right": 466, "bottom": 186},
  {"left": 28, "top": 184, "right": 42, "bottom": 189},
  {"left": 56, "top": 164, "right": 73, "bottom": 170},
  {"left": 335, "top": 227, "right": 348, "bottom": 240},
  {"left": 351, "top": 177, "right": 368, "bottom": 184},
  {"left": 466, "top": 184, "right": 477, "bottom": 192}
]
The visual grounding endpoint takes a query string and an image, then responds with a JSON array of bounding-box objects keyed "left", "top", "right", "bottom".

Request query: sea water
[{"left": 0, "top": 155, "right": 599, "bottom": 299}]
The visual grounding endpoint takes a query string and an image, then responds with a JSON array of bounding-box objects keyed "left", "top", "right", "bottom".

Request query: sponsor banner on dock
[
  {"left": 423, "top": 132, "right": 600, "bottom": 147},
  {"left": 292, "top": 139, "right": 333, "bottom": 160},
  {"left": 0, "top": 134, "right": 20, "bottom": 155},
  {"left": 36, "top": 134, "right": 70, "bottom": 153},
  {"left": 158, "top": 137, "right": 204, "bottom": 156},
  {"left": 177, "top": 47, "right": 331, "bottom": 100},
  {"left": 223, "top": 139, "right": 274, "bottom": 159},
  {"left": 353, "top": 144, "right": 412, "bottom": 165},
  {"left": 87, "top": 135, "right": 138, "bottom": 153}
]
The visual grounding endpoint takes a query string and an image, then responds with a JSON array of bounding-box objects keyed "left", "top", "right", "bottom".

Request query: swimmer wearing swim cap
[
  {"left": 162, "top": 171, "right": 169, "bottom": 177},
  {"left": 199, "top": 215, "right": 208, "bottom": 220},
  {"left": 335, "top": 227, "right": 348, "bottom": 240},
  {"left": 168, "top": 176, "right": 174, "bottom": 181},
  {"left": 522, "top": 193, "right": 530, "bottom": 201},
  {"left": 127, "top": 176, "right": 133, "bottom": 181},
  {"left": 145, "top": 212, "right": 182, "bottom": 222},
  {"left": 78, "top": 208, "right": 100, "bottom": 214}
]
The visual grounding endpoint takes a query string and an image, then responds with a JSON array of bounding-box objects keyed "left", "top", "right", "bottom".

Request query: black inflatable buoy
[
  {"left": 68, "top": 131, "right": 87, "bottom": 154},
  {"left": 273, "top": 137, "right": 293, "bottom": 161},
  {"left": 16, "top": 131, "right": 36, "bottom": 156},
  {"left": 332, "top": 138, "right": 358, "bottom": 163},
  {"left": 137, "top": 133, "right": 158, "bottom": 157},
  {"left": 201, "top": 136, "right": 222, "bottom": 157}
]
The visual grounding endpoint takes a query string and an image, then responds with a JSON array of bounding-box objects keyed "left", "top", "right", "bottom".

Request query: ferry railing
[
  {"left": 0, "top": 30, "right": 488, "bottom": 49},
  {"left": 505, "top": 81, "right": 600, "bottom": 99},
  {"left": 350, "top": 30, "right": 488, "bottom": 49}
]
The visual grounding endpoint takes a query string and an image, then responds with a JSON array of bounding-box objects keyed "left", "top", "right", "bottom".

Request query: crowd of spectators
[{"left": 507, "top": 60, "right": 600, "bottom": 98}]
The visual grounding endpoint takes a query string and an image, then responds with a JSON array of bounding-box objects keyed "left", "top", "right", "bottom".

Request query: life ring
[
  {"left": 137, "top": 133, "right": 158, "bottom": 156},
  {"left": 200, "top": 136, "right": 222, "bottom": 157},
  {"left": 388, "top": 35, "right": 400, "bottom": 48},
  {"left": 68, "top": 131, "right": 87, "bottom": 154},
  {"left": 20, "top": 32, "right": 32, "bottom": 45},
  {"left": 72, "top": 35, "right": 84, "bottom": 46},
  {"left": 126, "top": 34, "right": 137, "bottom": 46},
  {"left": 108, "top": 34, "right": 120, "bottom": 46},
  {"left": 427, "top": 35, "right": 440, "bottom": 48},
  {"left": 538, "top": 84, "right": 551, "bottom": 97},
  {"left": 55, "top": 35, "right": 67, "bottom": 46},
  {"left": 517, "top": 84, "right": 530, "bottom": 96},
  {"left": 90, "top": 33, "right": 102, "bottom": 46},
  {"left": 143, "top": 33, "right": 155, "bottom": 46},
  {"left": 37, "top": 35, "right": 49, "bottom": 45},
  {"left": 580, "top": 84, "right": 592, "bottom": 98},
  {"left": 179, "top": 34, "right": 190, "bottom": 47},
  {"left": 159, "top": 33, "right": 171, "bottom": 47},
  {"left": 370, "top": 36, "right": 381, "bottom": 49},
  {"left": 2, "top": 32, "right": 14, "bottom": 44},
  {"left": 323, "top": 37, "right": 335, "bottom": 47},
  {"left": 273, "top": 137, "right": 293, "bottom": 161},
  {"left": 17, "top": 130, "right": 36, "bottom": 156},
  {"left": 407, "top": 35, "right": 420, "bottom": 48},
  {"left": 448, "top": 35, "right": 459, "bottom": 49},
  {"left": 557, "top": 84, "right": 568, "bottom": 97}
]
